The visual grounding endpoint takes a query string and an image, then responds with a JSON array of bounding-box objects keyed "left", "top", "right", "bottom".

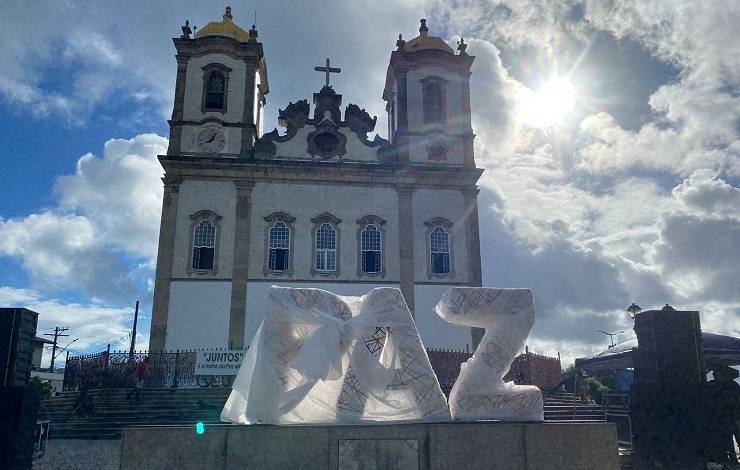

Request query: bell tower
[
  {"left": 383, "top": 20, "right": 475, "bottom": 167},
  {"left": 168, "top": 6, "right": 269, "bottom": 158}
]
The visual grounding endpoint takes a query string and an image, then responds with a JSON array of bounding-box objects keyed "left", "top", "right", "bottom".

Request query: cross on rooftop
[{"left": 314, "top": 58, "right": 341, "bottom": 87}]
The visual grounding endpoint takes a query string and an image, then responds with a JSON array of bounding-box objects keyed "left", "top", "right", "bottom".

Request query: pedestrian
[
  {"left": 126, "top": 356, "right": 149, "bottom": 401},
  {"left": 706, "top": 364, "right": 740, "bottom": 464},
  {"left": 73, "top": 377, "right": 94, "bottom": 415}
]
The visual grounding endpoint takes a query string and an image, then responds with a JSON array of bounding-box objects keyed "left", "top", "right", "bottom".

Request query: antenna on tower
[{"left": 254, "top": 10, "right": 258, "bottom": 26}]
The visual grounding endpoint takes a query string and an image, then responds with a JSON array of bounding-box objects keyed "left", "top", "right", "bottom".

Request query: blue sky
[{"left": 1, "top": 0, "right": 738, "bottom": 364}]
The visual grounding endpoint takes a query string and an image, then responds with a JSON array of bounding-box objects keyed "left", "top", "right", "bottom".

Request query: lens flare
[{"left": 518, "top": 76, "right": 576, "bottom": 128}]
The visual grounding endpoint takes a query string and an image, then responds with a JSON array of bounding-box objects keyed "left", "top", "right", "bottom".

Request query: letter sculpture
[
  {"left": 221, "top": 286, "right": 450, "bottom": 424},
  {"left": 435, "top": 287, "right": 544, "bottom": 421}
]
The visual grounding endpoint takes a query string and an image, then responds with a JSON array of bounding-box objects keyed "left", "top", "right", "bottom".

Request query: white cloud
[
  {"left": 577, "top": 1, "right": 740, "bottom": 177},
  {"left": 0, "top": 134, "right": 166, "bottom": 302},
  {"left": 55, "top": 133, "right": 166, "bottom": 260},
  {"left": 454, "top": 0, "right": 740, "bottom": 360},
  {"left": 649, "top": 213, "right": 740, "bottom": 302},
  {"left": 673, "top": 170, "right": 740, "bottom": 217},
  {"left": 0, "top": 287, "right": 138, "bottom": 359}
]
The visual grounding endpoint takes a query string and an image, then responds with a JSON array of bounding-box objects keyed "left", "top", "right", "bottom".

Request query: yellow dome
[
  {"left": 195, "top": 6, "right": 251, "bottom": 42},
  {"left": 403, "top": 19, "right": 454, "bottom": 54}
]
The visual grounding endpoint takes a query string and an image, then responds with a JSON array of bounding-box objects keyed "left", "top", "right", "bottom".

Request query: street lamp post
[
  {"left": 596, "top": 330, "right": 624, "bottom": 348},
  {"left": 51, "top": 338, "right": 78, "bottom": 372},
  {"left": 626, "top": 302, "right": 642, "bottom": 320}
]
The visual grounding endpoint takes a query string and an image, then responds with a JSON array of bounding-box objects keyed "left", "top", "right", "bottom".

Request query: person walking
[{"left": 126, "top": 356, "right": 149, "bottom": 401}]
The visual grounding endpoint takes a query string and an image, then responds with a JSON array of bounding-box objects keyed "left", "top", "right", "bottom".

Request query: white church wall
[
  {"left": 242, "top": 280, "right": 397, "bottom": 348},
  {"left": 414, "top": 284, "right": 473, "bottom": 350},
  {"left": 183, "top": 54, "right": 247, "bottom": 123},
  {"left": 412, "top": 189, "right": 469, "bottom": 283},
  {"left": 405, "top": 66, "right": 466, "bottom": 164},
  {"left": 272, "top": 127, "right": 378, "bottom": 162},
  {"left": 166, "top": 280, "right": 232, "bottom": 350},
  {"left": 248, "top": 183, "right": 400, "bottom": 281},
  {"left": 406, "top": 66, "right": 464, "bottom": 132},
  {"left": 172, "top": 179, "right": 236, "bottom": 279},
  {"left": 273, "top": 127, "right": 312, "bottom": 158},
  {"left": 338, "top": 128, "right": 380, "bottom": 162},
  {"left": 406, "top": 134, "right": 465, "bottom": 165}
]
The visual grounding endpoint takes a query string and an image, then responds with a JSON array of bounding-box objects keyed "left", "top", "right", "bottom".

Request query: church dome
[
  {"left": 403, "top": 19, "right": 454, "bottom": 54},
  {"left": 195, "top": 6, "right": 250, "bottom": 42}
]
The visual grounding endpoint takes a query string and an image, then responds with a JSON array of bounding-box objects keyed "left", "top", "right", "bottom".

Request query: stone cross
[{"left": 314, "top": 58, "right": 341, "bottom": 87}]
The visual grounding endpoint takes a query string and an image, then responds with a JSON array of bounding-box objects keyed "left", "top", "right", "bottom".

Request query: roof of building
[
  {"left": 34, "top": 336, "right": 54, "bottom": 345},
  {"left": 403, "top": 19, "right": 454, "bottom": 54},
  {"left": 195, "top": 6, "right": 251, "bottom": 42}
]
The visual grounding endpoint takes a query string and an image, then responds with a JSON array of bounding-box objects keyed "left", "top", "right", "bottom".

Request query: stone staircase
[
  {"left": 543, "top": 391, "right": 607, "bottom": 422},
  {"left": 39, "top": 388, "right": 605, "bottom": 439},
  {"left": 38, "top": 387, "right": 232, "bottom": 439}
]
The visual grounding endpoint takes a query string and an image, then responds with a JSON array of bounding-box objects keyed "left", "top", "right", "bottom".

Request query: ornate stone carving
[
  {"left": 435, "top": 288, "right": 544, "bottom": 421},
  {"left": 307, "top": 119, "right": 347, "bottom": 160},
  {"left": 345, "top": 104, "right": 377, "bottom": 136},
  {"left": 426, "top": 136, "right": 448, "bottom": 161},
  {"left": 180, "top": 20, "right": 193, "bottom": 39},
  {"left": 278, "top": 99, "right": 310, "bottom": 130},
  {"left": 457, "top": 37, "right": 468, "bottom": 56},
  {"left": 313, "top": 85, "right": 342, "bottom": 124},
  {"left": 253, "top": 135, "right": 277, "bottom": 158},
  {"left": 396, "top": 34, "right": 406, "bottom": 51}
]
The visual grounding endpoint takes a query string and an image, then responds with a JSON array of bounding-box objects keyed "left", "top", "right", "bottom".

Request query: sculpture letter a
[{"left": 435, "top": 288, "right": 544, "bottom": 421}]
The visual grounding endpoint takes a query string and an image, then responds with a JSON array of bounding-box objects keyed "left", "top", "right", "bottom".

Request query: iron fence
[
  {"left": 62, "top": 346, "right": 243, "bottom": 391},
  {"left": 63, "top": 345, "right": 506, "bottom": 394}
]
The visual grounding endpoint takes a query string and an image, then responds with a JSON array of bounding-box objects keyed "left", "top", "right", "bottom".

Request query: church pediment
[{"left": 255, "top": 85, "right": 391, "bottom": 163}]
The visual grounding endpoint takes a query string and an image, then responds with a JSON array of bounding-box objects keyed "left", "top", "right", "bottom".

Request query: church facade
[{"left": 149, "top": 8, "right": 484, "bottom": 352}]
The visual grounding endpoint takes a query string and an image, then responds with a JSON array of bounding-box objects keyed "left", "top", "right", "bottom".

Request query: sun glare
[{"left": 519, "top": 76, "right": 576, "bottom": 128}]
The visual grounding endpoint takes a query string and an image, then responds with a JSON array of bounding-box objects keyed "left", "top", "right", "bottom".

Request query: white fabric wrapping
[
  {"left": 221, "top": 286, "right": 450, "bottom": 424},
  {"left": 435, "top": 287, "right": 544, "bottom": 421}
]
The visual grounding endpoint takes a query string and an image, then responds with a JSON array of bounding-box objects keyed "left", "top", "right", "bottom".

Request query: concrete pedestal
[{"left": 120, "top": 421, "right": 619, "bottom": 470}]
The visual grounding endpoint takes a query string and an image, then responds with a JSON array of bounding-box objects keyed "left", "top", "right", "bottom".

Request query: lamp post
[
  {"left": 51, "top": 338, "right": 78, "bottom": 372},
  {"left": 626, "top": 302, "right": 642, "bottom": 320},
  {"left": 596, "top": 330, "right": 624, "bottom": 348}
]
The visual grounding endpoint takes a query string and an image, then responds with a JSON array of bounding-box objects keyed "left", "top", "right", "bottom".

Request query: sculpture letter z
[{"left": 435, "top": 288, "right": 544, "bottom": 421}]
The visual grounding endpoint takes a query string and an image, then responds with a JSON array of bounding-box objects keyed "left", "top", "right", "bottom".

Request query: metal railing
[{"left": 62, "top": 346, "right": 242, "bottom": 391}]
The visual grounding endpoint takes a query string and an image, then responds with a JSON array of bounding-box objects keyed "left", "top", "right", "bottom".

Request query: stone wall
[
  {"left": 504, "top": 351, "right": 563, "bottom": 391},
  {"left": 120, "top": 422, "right": 620, "bottom": 470}
]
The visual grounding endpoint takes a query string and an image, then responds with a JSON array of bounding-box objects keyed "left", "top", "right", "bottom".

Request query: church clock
[{"left": 196, "top": 127, "right": 226, "bottom": 153}]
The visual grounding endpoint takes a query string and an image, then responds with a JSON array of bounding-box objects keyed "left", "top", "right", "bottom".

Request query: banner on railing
[{"left": 195, "top": 349, "right": 246, "bottom": 375}]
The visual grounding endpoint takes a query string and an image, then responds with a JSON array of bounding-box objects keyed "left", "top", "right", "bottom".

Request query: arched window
[
  {"left": 421, "top": 77, "right": 447, "bottom": 124},
  {"left": 268, "top": 221, "right": 291, "bottom": 272},
  {"left": 315, "top": 223, "right": 337, "bottom": 272},
  {"left": 205, "top": 71, "right": 226, "bottom": 110},
  {"left": 192, "top": 219, "right": 216, "bottom": 270},
  {"left": 430, "top": 226, "right": 450, "bottom": 275},
  {"left": 425, "top": 217, "right": 454, "bottom": 278},
  {"left": 361, "top": 224, "right": 382, "bottom": 273}
]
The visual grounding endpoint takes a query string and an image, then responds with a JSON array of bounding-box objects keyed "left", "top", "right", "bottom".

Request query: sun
[{"left": 518, "top": 75, "right": 576, "bottom": 128}]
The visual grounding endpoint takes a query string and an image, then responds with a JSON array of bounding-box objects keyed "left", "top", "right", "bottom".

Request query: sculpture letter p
[{"left": 435, "top": 288, "right": 544, "bottom": 421}]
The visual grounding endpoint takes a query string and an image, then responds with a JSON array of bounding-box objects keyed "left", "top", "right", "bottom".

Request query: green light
[{"left": 196, "top": 422, "right": 205, "bottom": 435}]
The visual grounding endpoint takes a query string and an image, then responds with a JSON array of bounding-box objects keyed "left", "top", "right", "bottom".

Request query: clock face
[{"left": 197, "top": 128, "right": 226, "bottom": 153}]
